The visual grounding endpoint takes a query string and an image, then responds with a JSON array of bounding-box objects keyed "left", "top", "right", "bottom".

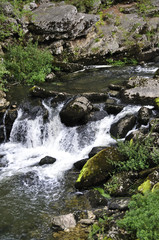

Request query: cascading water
[
  {"left": 0, "top": 98, "right": 140, "bottom": 240},
  {"left": 0, "top": 64, "right": 157, "bottom": 239}
]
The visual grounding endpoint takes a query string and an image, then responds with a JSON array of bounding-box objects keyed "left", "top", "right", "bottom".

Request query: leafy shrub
[
  {"left": 4, "top": 42, "right": 53, "bottom": 85},
  {"left": 115, "top": 133, "right": 159, "bottom": 171},
  {"left": 117, "top": 191, "right": 159, "bottom": 240}
]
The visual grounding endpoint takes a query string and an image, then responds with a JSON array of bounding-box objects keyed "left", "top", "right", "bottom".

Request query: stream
[{"left": 0, "top": 64, "right": 158, "bottom": 240}]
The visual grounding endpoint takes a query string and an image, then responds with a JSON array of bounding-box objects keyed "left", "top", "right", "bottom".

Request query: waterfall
[{"left": 0, "top": 99, "right": 141, "bottom": 182}]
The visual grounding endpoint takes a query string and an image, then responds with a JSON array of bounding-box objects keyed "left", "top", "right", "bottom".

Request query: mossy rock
[
  {"left": 75, "top": 147, "right": 123, "bottom": 190},
  {"left": 138, "top": 179, "right": 152, "bottom": 194},
  {"left": 152, "top": 182, "right": 159, "bottom": 193}
]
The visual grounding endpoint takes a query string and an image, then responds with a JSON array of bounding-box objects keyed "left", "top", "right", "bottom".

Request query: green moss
[
  {"left": 155, "top": 97, "right": 159, "bottom": 107},
  {"left": 152, "top": 182, "right": 159, "bottom": 193},
  {"left": 76, "top": 147, "right": 123, "bottom": 189},
  {"left": 138, "top": 179, "right": 151, "bottom": 194}
]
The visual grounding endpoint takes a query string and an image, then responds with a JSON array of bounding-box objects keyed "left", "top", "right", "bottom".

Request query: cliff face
[{"left": 27, "top": 0, "right": 159, "bottom": 64}]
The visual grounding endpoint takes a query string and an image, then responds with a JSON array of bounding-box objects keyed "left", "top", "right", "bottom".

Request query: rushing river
[{"left": 0, "top": 64, "right": 158, "bottom": 239}]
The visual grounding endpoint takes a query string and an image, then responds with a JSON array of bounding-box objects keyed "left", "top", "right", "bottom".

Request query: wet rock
[
  {"left": 125, "top": 129, "right": 145, "bottom": 141},
  {"left": 82, "top": 92, "right": 108, "bottom": 103},
  {"left": 154, "top": 68, "right": 159, "bottom": 78},
  {"left": 108, "top": 197, "right": 130, "bottom": 210},
  {"left": 75, "top": 147, "right": 124, "bottom": 189},
  {"left": 29, "top": 85, "right": 70, "bottom": 101},
  {"left": 0, "top": 125, "right": 5, "bottom": 143},
  {"left": 5, "top": 108, "right": 18, "bottom": 140},
  {"left": 39, "top": 156, "right": 56, "bottom": 166},
  {"left": 89, "top": 110, "right": 107, "bottom": 122},
  {"left": 52, "top": 213, "right": 76, "bottom": 231},
  {"left": 74, "top": 158, "right": 89, "bottom": 170},
  {"left": 110, "top": 114, "right": 136, "bottom": 139},
  {"left": 122, "top": 77, "right": 159, "bottom": 105},
  {"left": 86, "top": 189, "right": 108, "bottom": 208},
  {"left": 88, "top": 146, "right": 107, "bottom": 158},
  {"left": 29, "top": 3, "right": 99, "bottom": 41},
  {"left": 108, "top": 90, "right": 120, "bottom": 98},
  {"left": 52, "top": 62, "right": 84, "bottom": 73},
  {"left": 104, "top": 103, "right": 124, "bottom": 115},
  {"left": 20, "top": 101, "right": 48, "bottom": 121},
  {"left": 60, "top": 96, "right": 93, "bottom": 127},
  {"left": 104, "top": 171, "right": 138, "bottom": 197},
  {"left": 137, "top": 106, "right": 152, "bottom": 125},
  {"left": 108, "top": 84, "right": 123, "bottom": 91}
]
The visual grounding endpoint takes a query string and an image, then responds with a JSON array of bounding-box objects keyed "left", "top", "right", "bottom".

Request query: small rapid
[{"left": 0, "top": 63, "right": 158, "bottom": 239}]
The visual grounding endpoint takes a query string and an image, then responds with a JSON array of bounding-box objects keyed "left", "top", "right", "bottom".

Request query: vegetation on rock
[{"left": 118, "top": 190, "right": 159, "bottom": 240}]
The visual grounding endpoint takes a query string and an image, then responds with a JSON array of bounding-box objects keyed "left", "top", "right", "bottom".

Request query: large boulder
[
  {"left": 75, "top": 147, "right": 123, "bottom": 189},
  {"left": 59, "top": 96, "right": 93, "bottom": 126},
  {"left": 110, "top": 114, "right": 136, "bottom": 139},
  {"left": 28, "top": 3, "right": 99, "bottom": 41},
  {"left": 121, "top": 77, "right": 159, "bottom": 105}
]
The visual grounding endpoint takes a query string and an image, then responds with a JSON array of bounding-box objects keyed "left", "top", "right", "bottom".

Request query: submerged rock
[
  {"left": 60, "top": 96, "right": 93, "bottom": 126},
  {"left": 110, "top": 114, "right": 136, "bottom": 139},
  {"left": 75, "top": 147, "right": 123, "bottom": 189}
]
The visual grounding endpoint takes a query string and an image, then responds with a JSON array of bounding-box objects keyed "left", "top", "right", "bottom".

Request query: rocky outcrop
[
  {"left": 121, "top": 76, "right": 159, "bottom": 104},
  {"left": 110, "top": 114, "right": 136, "bottom": 138},
  {"left": 29, "top": 3, "right": 99, "bottom": 41},
  {"left": 59, "top": 96, "right": 93, "bottom": 126},
  {"left": 75, "top": 147, "right": 123, "bottom": 189}
]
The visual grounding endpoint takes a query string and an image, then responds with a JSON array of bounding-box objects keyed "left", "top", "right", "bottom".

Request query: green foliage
[
  {"left": 115, "top": 132, "right": 159, "bottom": 172},
  {"left": 94, "top": 187, "right": 111, "bottom": 199},
  {"left": 0, "top": 60, "right": 9, "bottom": 91},
  {"left": 65, "top": 0, "right": 97, "bottom": 13},
  {"left": 0, "top": 0, "right": 32, "bottom": 42},
  {"left": 136, "top": 0, "right": 154, "bottom": 15},
  {"left": 104, "top": 175, "right": 119, "bottom": 194},
  {"left": 89, "top": 216, "right": 112, "bottom": 240},
  {"left": 4, "top": 42, "right": 53, "bottom": 85},
  {"left": 106, "top": 57, "right": 138, "bottom": 66},
  {"left": 117, "top": 191, "right": 159, "bottom": 240}
]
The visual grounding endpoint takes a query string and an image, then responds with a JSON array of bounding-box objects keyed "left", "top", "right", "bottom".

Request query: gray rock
[
  {"left": 110, "top": 114, "right": 136, "bottom": 139},
  {"left": 74, "top": 158, "right": 89, "bottom": 170},
  {"left": 122, "top": 77, "right": 159, "bottom": 104},
  {"left": 108, "top": 197, "right": 130, "bottom": 210},
  {"left": 52, "top": 213, "right": 76, "bottom": 231},
  {"left": 59, "top": 96, "right": 93, "bottom": 126},
  {"left": 88, "top": 146, "right": 107, "bottom": 158},
  {"left": 82, "top": 92, "right": 108, "bottom": 103},
  {"left": 29, "top": 3, "right": 99, "bottom": 40},
  {"left": 137, "top": 106, "right": 152, "bottom": 125},
  {"left": 39, "top": 156, "right": 56, "bottom": 166}
]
